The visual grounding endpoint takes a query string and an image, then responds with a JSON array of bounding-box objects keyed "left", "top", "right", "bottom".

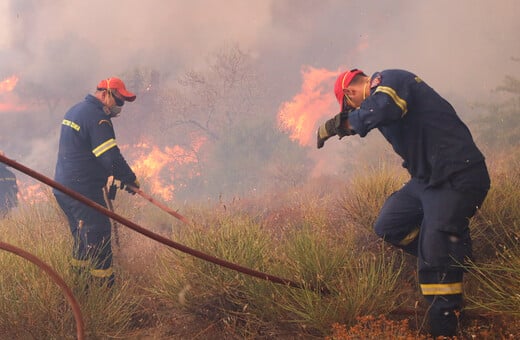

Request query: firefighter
[
  {"left": 53, "top": 77, "right": 140, "bottom": 288},
  {"left": 0, "top": 152, "right": 18, "bottom": 218},
  {"left": 317, "top": 69, "right": 490, "bottom": 337}
]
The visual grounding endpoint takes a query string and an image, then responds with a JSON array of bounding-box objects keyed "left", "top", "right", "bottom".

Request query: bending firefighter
[
  {"left": 317, "top": 69, "right": 490, "bottom": 337},
  {"left": 53, "top": 77, "right": 140, "bottom": 288}
]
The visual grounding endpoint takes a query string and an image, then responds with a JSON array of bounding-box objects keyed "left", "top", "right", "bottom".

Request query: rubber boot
[{"left": 428, "top": 304, "right": 460, "bottom": 337}]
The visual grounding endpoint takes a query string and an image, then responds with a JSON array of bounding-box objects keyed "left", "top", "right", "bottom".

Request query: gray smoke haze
[
  {"left": 1, "top": 0, "right": 519, "bottom": 188},
  {"left": 2, "top": 1, "right": 518, "bottom": 95}
]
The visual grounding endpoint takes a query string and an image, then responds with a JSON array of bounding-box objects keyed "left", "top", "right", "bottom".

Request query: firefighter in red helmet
[
  {"left": 317, "top": 68, "right": 490, "bottom": 337},
  {"left": 53, "top": 77, "right": 140, "bottom": 289}
]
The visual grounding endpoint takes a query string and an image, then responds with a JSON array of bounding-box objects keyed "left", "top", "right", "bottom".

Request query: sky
[{"left": 0, "top": 0, "right": 519, "bottom": 188}]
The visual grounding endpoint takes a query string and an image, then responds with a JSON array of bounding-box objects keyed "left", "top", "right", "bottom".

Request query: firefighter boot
[{"left": 428, "top": 302, "right": 460, "bottom": 337}]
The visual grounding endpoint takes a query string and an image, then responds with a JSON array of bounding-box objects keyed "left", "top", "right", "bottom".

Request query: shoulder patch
[
  {"left": 98, "top": 119, "right": 112, "bottom": 127},
  {"left": 370, "top": 73, "right": 382, "bottom": 89},
  {"left": 414, "top": 76, "right": 423, "bottom": 83}
]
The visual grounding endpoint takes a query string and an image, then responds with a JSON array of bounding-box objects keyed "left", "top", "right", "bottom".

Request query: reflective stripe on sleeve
[
  {"left": 420, "top": 282, "right": 463, "bottom": 295},
  {"left": 62, "top": 119, "right": 81, "bottom": 131},
  {"left": 374, "top": 86, "right": 408, "bottom": 116},
  {"left": 92, "top": 138, "right": 117, "bottom": 157}
]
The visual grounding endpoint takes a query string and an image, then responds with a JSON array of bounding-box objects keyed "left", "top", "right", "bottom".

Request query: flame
[
  {"left": 0, "top": 75, "right": 28, "bottom": 112},
  {"left": 17, "top": 181, "right": 48, "bottom": 204},
  {"left": 126, "top": 135, "right": 206, "bottom": 201},
  {"left": 277, "top": 66, "right": 338, "bottom": 146},
  {"left": 0, "top": 76, "right": 19, "bottom": 92}
]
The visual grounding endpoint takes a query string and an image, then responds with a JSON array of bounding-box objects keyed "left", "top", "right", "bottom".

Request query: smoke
[
  {"left": 0, "top": 0, "right": 519, "bottom": 194},
  {"left": 0, "top": 0, "right": 273, "bottom": 84},
  {"left": 2, "top": 1, "right": 517, "bottom": 93}
]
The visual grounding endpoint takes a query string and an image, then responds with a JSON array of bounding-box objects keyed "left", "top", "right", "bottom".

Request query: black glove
[
  {"left": 316, "top": 111, "right": 355, "bottom": 149},
  {"left": 107, "top": 182, "right": 118, "bottom": 200},
  {"left": 121, "top": 179, "right": 140, "bottom": 195}
]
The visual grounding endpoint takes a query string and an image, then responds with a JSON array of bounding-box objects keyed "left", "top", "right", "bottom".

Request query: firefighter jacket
[
  {"left": 348, "top": 69, "right": 485, "bottom": 187},
  {"left": 54, "top": 94, "right": 136, "bottom": 192},
  {"left": 0, "top": 164, "right": 18, "bottom": 211}
]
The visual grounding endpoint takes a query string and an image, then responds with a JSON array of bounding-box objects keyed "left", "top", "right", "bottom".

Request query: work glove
[
  {"left": 121, "top": 179, "right": 140, "bottom": 195},
  {"left": 107, "top": 182, "right": 118, "bottom": 200},
  {"left": 317, "top": 118, "right": 337, "bottom": 149},
  {"left": 316, "top": 111, "right": 355, "bottom": 149}
]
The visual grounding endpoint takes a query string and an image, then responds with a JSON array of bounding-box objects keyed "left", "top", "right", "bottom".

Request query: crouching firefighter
[
  {"left": 53, "top": 77, "right": 140, "bottom": 288},
  {"left": 317, "top": 68, "right": 490, "bottom": 337}
]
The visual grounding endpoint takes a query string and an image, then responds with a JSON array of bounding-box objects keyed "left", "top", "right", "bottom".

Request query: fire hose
[
  {"left": 0, "top": 154, "right": 325, "bottom": 293},
  {"left": 0, "top": 241, "right": 85, "bottom": 340}
]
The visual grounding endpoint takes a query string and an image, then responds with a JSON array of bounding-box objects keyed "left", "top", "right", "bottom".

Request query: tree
[{"left": 159, "top": 44, "right": 258, "bottom": 143}]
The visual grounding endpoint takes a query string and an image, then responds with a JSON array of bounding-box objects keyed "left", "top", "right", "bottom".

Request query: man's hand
[
  {"left": 317, "top": 118, "right": 337, "bottom": 149},
  {"left": 316, "top": 111, "right": 355, "bottom": 149},
  {"left": 121, "top": 179, "right": 140, "bottom": 195}
]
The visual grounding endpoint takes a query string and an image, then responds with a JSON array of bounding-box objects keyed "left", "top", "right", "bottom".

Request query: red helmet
[
  {"left": 97, "top": 77, "right": 136, "bottom": 102},
  {"left": 334, "top": 69, "right": 364, "bottom": 111}
]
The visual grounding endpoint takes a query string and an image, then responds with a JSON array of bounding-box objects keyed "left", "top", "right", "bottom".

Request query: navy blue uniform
[
  {"left": 0, "top": 164, "right": 18, "bottom": 218},
  {"left": 54, "top": 94, "right": 136, "bottom": 286},
  {"left": 348, "top": 69, "right": 490, "bottom": 336}
]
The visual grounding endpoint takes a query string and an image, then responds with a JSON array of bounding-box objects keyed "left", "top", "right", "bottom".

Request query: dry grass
[
  {"left": 464, "top": 156, "right": 520, "bottom": 319},
  {"left": 147, "top": 170, "right": 412, "bottom": 337},
  {"left": 0, "top": 196, "right": 142, "bottom": 339},
  {"left": 0, "top": 155, "right": 519, "bottom": 338}
]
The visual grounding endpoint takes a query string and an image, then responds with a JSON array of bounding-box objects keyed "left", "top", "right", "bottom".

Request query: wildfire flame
[
  {"left": 0, "top": 75, "right": 19, "bottom": 92},
  {"left": 277, "top": 66, "right": 338, "bottom": 146},
  {"left": 17, "top": 181, "right": 48, "bottom": 204},
  {"left": 127, "top": 135, "right": 205, "bottom": 201},
  {"left": 0, "top": 75, "right": 28, "bottom": 112}
]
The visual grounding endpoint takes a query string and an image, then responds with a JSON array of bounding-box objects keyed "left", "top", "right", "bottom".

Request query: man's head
[
  {"left": 95, "top": 77, "right": 136, "bottom": 117},
  {"left": 334, "top": 69, "right": 370, "bottom": 111}
]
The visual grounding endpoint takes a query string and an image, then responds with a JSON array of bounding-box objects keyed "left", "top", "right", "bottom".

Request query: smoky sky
[
  {"left": 2, "top": 0, "right": 519, "bottom": 94},
  {"left": 1, "top": 0, "right": 519, "bottom": 173}
]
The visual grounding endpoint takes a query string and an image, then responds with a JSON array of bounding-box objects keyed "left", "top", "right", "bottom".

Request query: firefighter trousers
[
  {"left": 373, "top": 163, "right": 489, "bottom": 336},
  {"left": 54, "top": 189, "right": 114, "bottom": 287}
]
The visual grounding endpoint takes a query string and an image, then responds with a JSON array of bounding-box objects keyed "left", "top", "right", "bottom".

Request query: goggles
[{"left": 109, "top": 91, "right": 125, "bottom": 106}]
